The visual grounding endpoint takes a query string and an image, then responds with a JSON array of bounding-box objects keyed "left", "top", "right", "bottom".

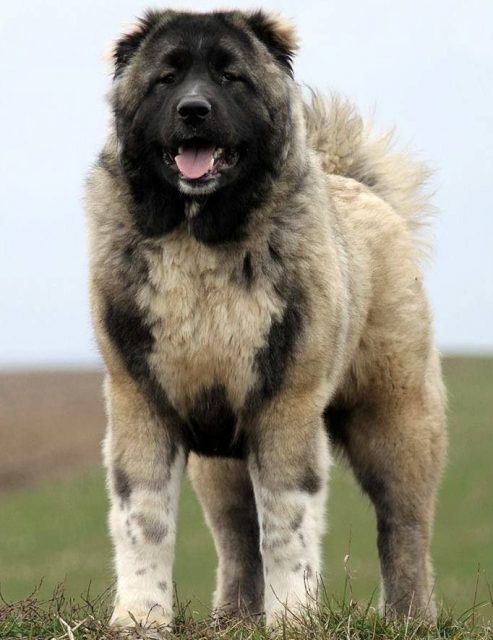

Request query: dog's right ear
[{"left": 108, "top": 10, "right": 161, "bottom": 78}]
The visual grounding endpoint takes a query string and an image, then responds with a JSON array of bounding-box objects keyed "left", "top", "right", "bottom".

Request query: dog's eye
[
  {"left": 221, "top": 71, "right": 237, "bottom": 83},
  {"left": 157, "top": 73, "right": 176, "bottom": 85}
]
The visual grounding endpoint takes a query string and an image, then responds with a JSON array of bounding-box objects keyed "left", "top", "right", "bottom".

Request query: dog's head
[{"left": 107, "top": 10, "right": 300, "bottom": 241}]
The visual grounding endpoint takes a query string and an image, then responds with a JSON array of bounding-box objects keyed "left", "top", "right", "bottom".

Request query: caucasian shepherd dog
[{"left": 86, "top": 8, "right": 447, "bottom": 630}]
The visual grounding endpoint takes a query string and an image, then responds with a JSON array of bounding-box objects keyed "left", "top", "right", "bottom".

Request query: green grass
[
  {"left": 0, "top": 357, "right": 492, "bottom": 628},
  {"left": 1, "top": 589, "right": 492, "bottom": 640}
]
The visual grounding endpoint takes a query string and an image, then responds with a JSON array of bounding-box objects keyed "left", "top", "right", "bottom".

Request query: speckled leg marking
[
  {"left": 189, "top": 456, "right": 264, "bottom": 618},
  {"left": 249, "top": 420, "right": 330, "bottom": 625},
  {"left": 104, "top": 379, "right": 186, "bottom": 629},
  {"left": 109, "top": 456, "right": 185, "bottom": 627}
]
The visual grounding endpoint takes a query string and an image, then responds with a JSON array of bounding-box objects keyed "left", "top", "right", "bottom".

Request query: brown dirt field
[{"left": 0, "top": 370, "right": 106, "bottom": 491}]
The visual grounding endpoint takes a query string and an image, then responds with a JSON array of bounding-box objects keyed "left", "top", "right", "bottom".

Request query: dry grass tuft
[{"left": 0, "top": 584, "right": 491, "bottom": 640}]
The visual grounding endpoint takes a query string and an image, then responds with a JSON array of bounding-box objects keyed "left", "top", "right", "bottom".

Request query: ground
[
  {"left": 0, "top": 370, "right": 105, "bottom": 490},
  {"left": 0, "top": 357, "right": 492, "bottom": 635}
]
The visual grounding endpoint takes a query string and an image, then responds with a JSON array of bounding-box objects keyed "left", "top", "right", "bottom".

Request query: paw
[
  {"left": 110, "top": 603, "right": 173, "bottom": 630},
  {"left": 381, "top": 599, "right": 437, "bottom": 625},
  {"left": 265, "top": 602, "right": 313, "bottom": 628},
  {"left": 212, "top": 599, "right": 264, "bottom": 623}
]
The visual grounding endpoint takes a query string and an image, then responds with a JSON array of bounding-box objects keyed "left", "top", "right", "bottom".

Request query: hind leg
[
  {"left": 330, "top": 376, "right": 446, "bottom": 620},
  {"left": 188, "top": 456, "right": 264, "bottom": 617}
]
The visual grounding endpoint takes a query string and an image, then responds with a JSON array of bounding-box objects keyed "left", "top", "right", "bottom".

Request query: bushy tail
[{"left": 304, "top": 91, "right": 435, "bottom": 257}]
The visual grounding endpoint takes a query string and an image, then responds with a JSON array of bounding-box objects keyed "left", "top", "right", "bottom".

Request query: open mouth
[{"left": 164, "top": 141, "right": 239, "bottom": 182}]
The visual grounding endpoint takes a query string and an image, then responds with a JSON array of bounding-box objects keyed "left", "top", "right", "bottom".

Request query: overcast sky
[{"left": 1, "top": 0, "right": 492, "bottom": 367}]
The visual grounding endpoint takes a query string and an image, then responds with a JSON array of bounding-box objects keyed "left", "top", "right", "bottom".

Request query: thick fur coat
[{"left": 86, "top": 9, "right": 446, "bottom": 629}]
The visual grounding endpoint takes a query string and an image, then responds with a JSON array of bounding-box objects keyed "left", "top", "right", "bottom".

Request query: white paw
[
  {"left": 265, "top": 594, "right": 318, "bottom": 628},
  {"left": 110, "top": 603, "right": 173, "bottom": 630}
]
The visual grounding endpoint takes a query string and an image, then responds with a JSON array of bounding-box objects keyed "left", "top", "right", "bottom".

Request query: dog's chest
[{"left": 138, "top": 234, "right": 281, "bottom": 414}]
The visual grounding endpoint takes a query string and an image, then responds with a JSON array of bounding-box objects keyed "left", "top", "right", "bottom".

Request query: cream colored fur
[{"left": 304, "top": 92, "right": 435, "bottom": 258}]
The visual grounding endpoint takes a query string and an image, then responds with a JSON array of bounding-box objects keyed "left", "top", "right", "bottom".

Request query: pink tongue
[{"left": 175, "top": 146, "right": 215, "bottom": 180}]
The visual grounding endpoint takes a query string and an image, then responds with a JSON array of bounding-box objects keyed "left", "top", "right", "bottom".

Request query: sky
[{"left": 1, "top": 0, "right": 492, "bottom": 367}]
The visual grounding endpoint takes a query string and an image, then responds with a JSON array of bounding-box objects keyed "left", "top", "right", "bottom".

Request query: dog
[{"left": 85, "top": 8, "right": 447, "bottom": 629}]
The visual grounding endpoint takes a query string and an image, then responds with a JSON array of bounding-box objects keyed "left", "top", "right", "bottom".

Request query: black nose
[{"left": 177, "top": 96, "right": 212, "bottom": 121}]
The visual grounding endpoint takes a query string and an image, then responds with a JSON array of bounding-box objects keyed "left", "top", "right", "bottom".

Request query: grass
[
  {"left": 0, "top": 356, "right": 492, "bottom": 636},
  {"left": 1, "top": 587, "right": 492, "bottom": 640}
]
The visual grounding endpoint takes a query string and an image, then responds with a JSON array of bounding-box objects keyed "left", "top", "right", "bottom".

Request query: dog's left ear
[
  {"left": 107, "top": 9, "right": 163, "bottom": 78},
  {"left": 246, "top": 10, "right": 298, "bottom": 75}
]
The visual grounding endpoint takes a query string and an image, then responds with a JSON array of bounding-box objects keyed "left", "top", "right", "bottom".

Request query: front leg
[
  {"left": 249, "top": 395, "right": 330, "bottom": 625},
  {"left": 104, "top": 375, "right": 186, "bottom": 629}
]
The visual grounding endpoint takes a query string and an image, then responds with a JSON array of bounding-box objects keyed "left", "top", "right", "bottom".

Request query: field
[{"left": 0, "top": 357, "right": 492, "bottom": 637}]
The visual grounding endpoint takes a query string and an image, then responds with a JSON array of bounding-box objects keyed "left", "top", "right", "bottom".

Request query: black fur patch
[
  {"left": 104, "top": 298, "right": 183, "bottom": 462},
  {"left": 357, "top": 470, "right": 392, "bottom": 517},
  {"left": 323, "top": 405, "right": 352, "bottom": 447},
  {"left": 135, "top": 514, "right": 168, "bottom": 544},
  {"left": 242, "top": 252, "right": 254, "bottom": 286},
  {"left": 354, "top": 468, "right": 402, "bottom": 583},
  {"left": 125, "top": 168, "right": 186, "bottom": 238},
  {"left": 299, "top": 466, "right": 322, "bottom": 494},
  {"left": 104, "top": 298, "right": 154, "bottom": 383},
  {"left": 268, "top": 241, "right": 283, "bottom": 265},
  {"left": 113, "top": 467, "right": 132, "bottom": 502},
  {"left": 290, "top": 510, "right": 304, "bottom": 531},
  {"left": 183, "top": 385, "right": 244, "bottom": 457},
  {"left": 363, "top": 175, "right": 377, "bottom": 188},
  {"left": 357, "top": 470, "right": 417, "bottom": 595},
  {"left": 249, "top": 290, "right": 304, "bottom": 406}
]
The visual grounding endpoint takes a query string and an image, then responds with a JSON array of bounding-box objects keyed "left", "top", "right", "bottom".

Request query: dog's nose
[{"left": 177, "top": 96, "right": 212, "bottom": 121}]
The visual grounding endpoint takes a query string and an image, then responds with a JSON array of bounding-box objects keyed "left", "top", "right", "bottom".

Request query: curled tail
[{"left": 304, "top": 92, "right": 435, "bottom": 258}]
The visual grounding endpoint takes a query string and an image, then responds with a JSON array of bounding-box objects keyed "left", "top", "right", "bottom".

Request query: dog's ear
[
  {"left": 246, "top": 10, "right": 298, "bottom": 75},
  {"left": 108, "top": 10, "right": 161, "bottom": 78}
]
